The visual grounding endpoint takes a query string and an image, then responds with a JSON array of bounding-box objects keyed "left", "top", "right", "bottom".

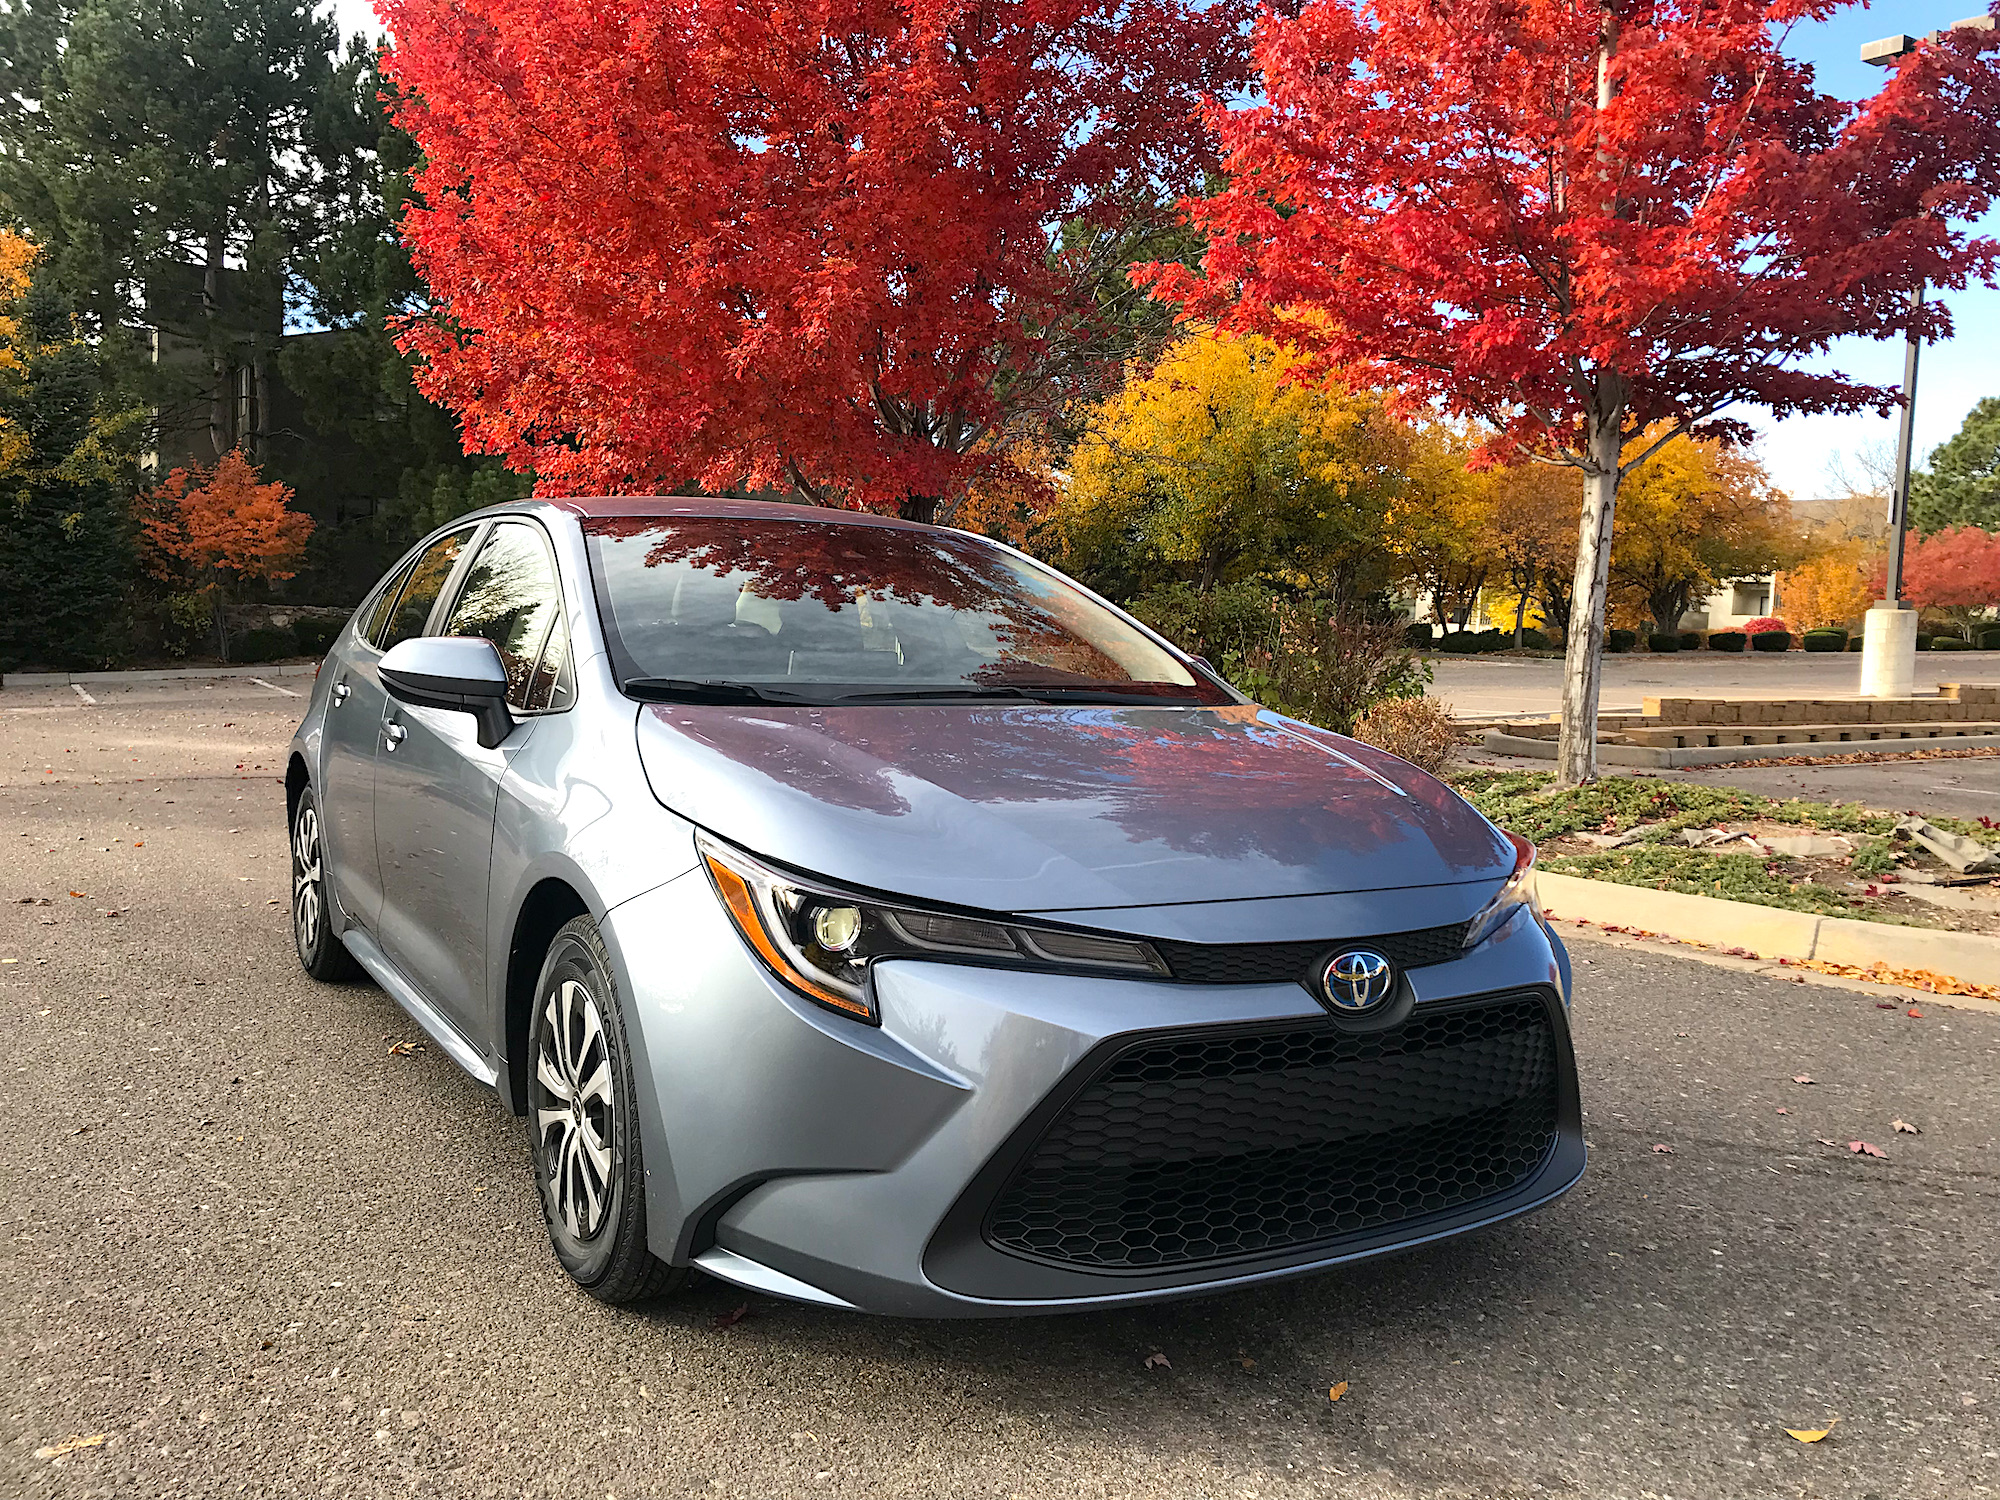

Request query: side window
[
  {"left": 522, "top": 612, "right": 572, "bottom": 713},
  {"left": 442, "top": 521, "right": 563, "bottom": 712},
  {"left": 380, "top": 528, "right": 474, "bottom": 652},
  {"left": 362, "top": 557, "right": 418, "bottom": 648}
]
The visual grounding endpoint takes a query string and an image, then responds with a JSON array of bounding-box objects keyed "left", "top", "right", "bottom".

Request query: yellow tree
[
  {"left": 1384, "top": 423, "right": 1492, "bottom": 632},
  {"left": 1479, "top": 462, "right": 1582, "bottom": 642},
  {"left": 1049, "top": 330, "right": 1412, "bottom": 600},
  {"left": 1780, "top": 540, "right": 1880, "bottom": 629},
  {"left": 1610, "top": 432, "right": 1800, "bottom": 637}
]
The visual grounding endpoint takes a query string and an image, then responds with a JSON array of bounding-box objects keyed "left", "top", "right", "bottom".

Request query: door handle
[
  {"left": 330, "top": 680, "right": 351, "bottom": 705},
  {"left": 383, "top": 721, "right": 407, "bottom": 750}
]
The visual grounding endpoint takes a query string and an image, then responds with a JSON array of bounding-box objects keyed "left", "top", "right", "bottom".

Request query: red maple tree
[
  {"left": 1142, "top": 0, "right": 2000, "bottom": 783},
  {"left": 140, "top": 449, "right": 314, "bottom": 659},
  {"left": 376, "top": 0, "right": 1248, "bottom": 520},
  {"left": 1877, "top": 525, "right": 2000, "bottom": 638}
]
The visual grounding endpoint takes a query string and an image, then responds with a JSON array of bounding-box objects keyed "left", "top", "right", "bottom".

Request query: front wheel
[
  {"left": 527, "top": 916, "right": 686, "bottom": 1304},
  {"left": 290, "top": 787, "right": 363, "bottom": 982}
]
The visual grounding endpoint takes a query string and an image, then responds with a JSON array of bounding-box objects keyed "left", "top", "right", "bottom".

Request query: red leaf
[
  {"left": 1791, "top": 1075, "right": 1814, "bottom": 1085},
  {"left": 713, "top": 1302, "right": 751, "bottom": 1330},
  {"left": 1847, "top": 1141, "right": 1887, "bottom": 1159},
  {"left": 1651, "top": 1143, "right": 1673, "bottom": 1154},
  {"left": 1906, "top": 1008, "right": 1924, "bottom": 1019}
]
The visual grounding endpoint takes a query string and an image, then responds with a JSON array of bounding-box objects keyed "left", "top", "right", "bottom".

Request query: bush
[
  {"left": 292, "top": 616, "right": 344, "bottom": 656},
  {"left": 1707, "top": 631, "right": 1746, "bottom": 652},
  {"left": 1751, "top": 630, "right": 1792, "bottom": 651},
  {"left": 1742, "top": 615, "right": 1790, "bottom": 636},
  {"left": 231, "top": 627, "right": 295, "bottom": 664},
  {"left": 1930, "top": 635, "right": 1972, "bottom": 651},
  {"left": 1802, "top": 628, "right": 1847, "bottom": 652},
  {"left": 1402, "top": 622, "right": 1436, "bottom": 649},
  {"left": 1351, "top": 697, "right": 1460, "bottom": 776},
  {"left": 1436, "top": 630, "right": 1483, "bottom": 652},
  {"left": 160, "top": 591, "right": 213, "bottom": 658},
  {"left": 1978, "top": 625, "right": 2000, "bottom": 650},
  {"left": 1846, "top": 635, "right": 1864, "bottom": 652},
  {"left": 1646, "top": 632, "right": 1681, "bottom": 652},
  {"left": 1518, "top": 627, "right": 1551, "bottom": 650},
  {"left": 1678, "top": 632, "right": 1701, "bottom": 650},
  {"left": 1915, "top": 634, "right": 1933, "bottom": 650},
  {"left": 1606, "top": 628, "right": 1638, "bottom": 653}
]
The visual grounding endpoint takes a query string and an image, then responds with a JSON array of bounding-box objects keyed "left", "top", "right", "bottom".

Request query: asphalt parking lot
[{"left": 4, "top": 677, "right": 1996, "bottom": 1500}]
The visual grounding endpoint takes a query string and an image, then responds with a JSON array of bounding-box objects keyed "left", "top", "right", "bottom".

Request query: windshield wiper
[
  {"left": 621, "top": 677, "right": 814, "bottom": 705},
  {"left": 822, "top": 685, "right": 1208, "bottom": 706}
]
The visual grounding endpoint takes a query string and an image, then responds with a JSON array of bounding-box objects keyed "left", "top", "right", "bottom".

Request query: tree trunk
[
  {"left": 1511, "top": 584, "right": 1529, "bottom": 647},
  {"left": 203, "top": 233, "right": 227, "bottom": 463},
  {"left": 899, "top": 494, "right": 940, "bottom": 525},
  {"left": 1556, "top": 406, "right": 1625, "bottom": 786}
]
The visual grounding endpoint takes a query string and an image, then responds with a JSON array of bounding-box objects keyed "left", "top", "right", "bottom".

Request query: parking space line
[
  {"left": 71, "top": 683, "right": 97, "bottom": 706},
  {"left": 249, "top": 677, "right": 302, "bottom": 698}
]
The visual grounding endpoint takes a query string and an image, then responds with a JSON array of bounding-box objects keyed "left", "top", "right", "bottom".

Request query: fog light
[{"left": 811, "top": 904, "right": 863, "bottom": 952}]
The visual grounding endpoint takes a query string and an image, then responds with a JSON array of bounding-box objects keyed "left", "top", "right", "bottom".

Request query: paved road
[
  {"left": 5, "top": 680, "right": 1997, "bottom": 1499},
  {"left": 1430, "top": 649, "right": 2000, "bottom": 719}
]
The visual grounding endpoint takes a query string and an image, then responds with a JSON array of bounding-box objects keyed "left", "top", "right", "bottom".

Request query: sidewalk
[{"left": 1430, "top": 649, "right": 2000, "bottom": 719}]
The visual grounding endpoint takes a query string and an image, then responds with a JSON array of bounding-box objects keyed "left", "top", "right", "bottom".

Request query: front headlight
[
  {"left": 698, "top": 834, "right": 1169, "bottom": 1023},
  {"left": 1462, "top": 830, "right": 1538, "bottom": 949}
]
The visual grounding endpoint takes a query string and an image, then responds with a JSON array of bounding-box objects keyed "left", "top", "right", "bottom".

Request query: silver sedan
[{"left": 285, "top": 497, "right": 1582, "bottom": 1316}]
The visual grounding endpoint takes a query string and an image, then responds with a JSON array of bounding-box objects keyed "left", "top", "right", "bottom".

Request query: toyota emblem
[{"left": 1321, "top": 949, "right": 1395, "bottom": 1012}]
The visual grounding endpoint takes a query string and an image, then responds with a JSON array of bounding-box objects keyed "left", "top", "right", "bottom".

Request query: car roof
[{"left": 536, "top": 494, "right": 950, "bottom": 535}]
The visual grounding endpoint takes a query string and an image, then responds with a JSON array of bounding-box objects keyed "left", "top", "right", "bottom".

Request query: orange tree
[
  {"left": 1780, "top": 540, "right": 1881, "bottom": 630},
  {"left": 1140, "top": 0, "right": 2000, "bottom": 783},
  {"left": 140, "top": 449, "right": 313, "bottom": 660}
]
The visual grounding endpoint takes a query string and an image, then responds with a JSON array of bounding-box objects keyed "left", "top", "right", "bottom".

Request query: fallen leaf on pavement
[
  {"left": 1144, "top": 1352, "right": 1170, "bottom": 1369},
  {"left": 1892, "top": 1119, "right": 1920, "bottom": 1134},
  {"left": 1238, "top": 1356, "right": 1256, "bottom": 1370},
  {"left": 1907, "top": 1008, "right": 1924, "bottom": 1019},
  {"left": 1848, "top": 1141, "right": 1887, "bottom": 1158},
  {"left": 1876, "top": 1002, "right": 1898, "bottom": 1009},
  {"left": 1814, "top": 1137, "right": 1838, "bottom": 1147},
  {"left": 1785, "top": 1418, "right": 1838, "bottom": 1443},
  {"left": 1651, "top": 1143, "right": 1674, "bottom": 1154},
  {"left": 34, "top": 1433, "right": 108, "bottom": 1458},
  {"left": 714, "top": 1302, "right": 751, "bottom": 1330},
  {"left": 1791, "top": 1075, "right": 1814, "bottom": 1085},
  {"left": 1775, "top": 1107, "right": 1790, "bottom": 1114},
  {"left": 1328, "top": 1381, "right": 1349, "bottom": 1402},
  {"left": 68, "top": 890, "right": 85, "bottom": 899},
  {"left": 387, "top": 1040, "right": 426, "bottom": 1057}
]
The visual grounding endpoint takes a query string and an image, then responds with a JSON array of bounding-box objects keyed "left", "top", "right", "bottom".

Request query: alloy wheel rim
[
  {"left": 534, "top": 976, "right": 615, "bottom": 1240},
  {"left": 292, "top": 804, "right": 323, "bottom": 954}
]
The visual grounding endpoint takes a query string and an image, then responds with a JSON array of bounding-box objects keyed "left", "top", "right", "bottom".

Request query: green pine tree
[
  {"left": 1911, "top": 397, "right": 2000, "bottom": 533},
  {"left": 0, "top": 254, "right": 144, "bottom": 671}
]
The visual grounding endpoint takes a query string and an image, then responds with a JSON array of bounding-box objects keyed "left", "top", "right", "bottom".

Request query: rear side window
[
  {"left": 442, "top": 521, "right": 564, "bottom": 711},
  {"left": 521, "top": 612, "right": 572, "bottom": 712},
  {"left": 362, "top": 557, "right": 417, "bottom": 647},
  {"left": 380, "top": 528, "right": 473, "bottom": 652}
]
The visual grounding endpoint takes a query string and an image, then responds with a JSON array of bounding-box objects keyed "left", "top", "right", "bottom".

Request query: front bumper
[{"left": 601, "top": 873, "right": 1582, "bottom": 1317}]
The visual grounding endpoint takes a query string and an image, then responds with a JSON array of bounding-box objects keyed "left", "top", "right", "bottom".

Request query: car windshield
[{"left": 581, "top": 514, "right": 1229, "bottom": 705}]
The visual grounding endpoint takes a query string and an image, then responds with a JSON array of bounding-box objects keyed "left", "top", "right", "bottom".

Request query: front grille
[
  {"left": 984, "top": 995, "right": 1559, "bottom": 1270},
  {"left": 1155, "top": 921, "right": 1469, "bottom": 985}
]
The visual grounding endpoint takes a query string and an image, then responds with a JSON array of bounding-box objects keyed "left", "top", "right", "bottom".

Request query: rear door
[
  {"left": 374, "top": 519, "right": 569, "bottom": 1044},
  {"left": 319, "top": 527, "right": 476, "bottom": 936}
]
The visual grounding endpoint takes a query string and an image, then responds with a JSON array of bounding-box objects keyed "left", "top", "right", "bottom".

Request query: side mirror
[{"left": 379, "top": 636, "right": 514, "bottom": 749}]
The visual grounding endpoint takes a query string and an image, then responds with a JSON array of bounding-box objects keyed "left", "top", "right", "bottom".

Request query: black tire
[
  {"left": 290, "top": 786, "right": 364, "bottom": 983},
  {"left": 527, "top": 916, "right": 687, "bottom": 1304}
]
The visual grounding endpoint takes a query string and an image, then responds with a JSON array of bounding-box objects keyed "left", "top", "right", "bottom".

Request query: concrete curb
[
  {"left": 1487, "top": 728, "right": 2000, "bottom": 768},
  {"left": 2, "top": 662, "right": 319, "bottom": 688},
  {"left": 1535, "top": 870, "right": 2000, "bottom": 988}
]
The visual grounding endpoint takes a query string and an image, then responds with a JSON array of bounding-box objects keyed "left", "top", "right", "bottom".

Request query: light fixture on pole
[{"left": 1856, "top": 16, "right": 1995, "bottom": 698}]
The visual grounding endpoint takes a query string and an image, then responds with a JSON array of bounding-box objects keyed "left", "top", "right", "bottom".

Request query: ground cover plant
[{"left": 1450, "top": 769, "right": 2000, "bottom": 930}]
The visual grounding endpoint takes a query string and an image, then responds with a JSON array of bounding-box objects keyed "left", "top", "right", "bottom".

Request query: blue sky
[{"left": 331, "top": 1, "right": 1995, "bottom": 499}]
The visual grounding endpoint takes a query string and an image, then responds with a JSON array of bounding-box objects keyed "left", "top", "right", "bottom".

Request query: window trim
[{"left": 360, "top": 523, "right": 485, "bottom": 657}]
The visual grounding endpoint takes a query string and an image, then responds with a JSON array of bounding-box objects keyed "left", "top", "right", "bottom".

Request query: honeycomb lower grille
[
  {"left": 1154, "top": 922, "right": 1470, "bottom": 986},
  {"left": 984, "top": 996, "right": 1559, "bottom": 1270}
]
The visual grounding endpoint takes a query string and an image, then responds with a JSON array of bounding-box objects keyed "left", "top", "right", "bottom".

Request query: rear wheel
[
  {"left": 527, "top": 915, "right": 687, "bottom": 1303},
  {"left": 290, "top": 787, "right": 363, "bottom": 982}
]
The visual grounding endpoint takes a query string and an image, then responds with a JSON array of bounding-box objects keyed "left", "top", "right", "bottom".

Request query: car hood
[{"left": 634, "top": 702, "right": 1511, "bottom": 914}]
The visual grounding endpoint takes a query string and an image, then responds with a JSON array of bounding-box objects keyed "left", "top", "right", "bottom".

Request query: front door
[
  {"left": 323, "top": 526, "right": 477, "bottom": 939},
  {"left": 374, "top": 520, "right": 565, "bottom": 1045}
]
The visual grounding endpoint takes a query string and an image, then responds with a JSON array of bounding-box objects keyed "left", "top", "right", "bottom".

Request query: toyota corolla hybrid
[{"left": 285, "top": 497, "right": 1582, "bottom": 1316}]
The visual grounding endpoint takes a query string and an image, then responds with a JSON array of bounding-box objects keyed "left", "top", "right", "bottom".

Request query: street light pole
[
  {"left": 1882, "top": 283, "right": 1924, "bottom": 607},
  {"left": 1853, "top": 18, "right": 1993, "bottom": 695}
]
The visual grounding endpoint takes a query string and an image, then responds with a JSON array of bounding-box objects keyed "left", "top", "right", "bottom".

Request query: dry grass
[{"left": 1352, "top": 697, "right": 1460, "bottom": 774}]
